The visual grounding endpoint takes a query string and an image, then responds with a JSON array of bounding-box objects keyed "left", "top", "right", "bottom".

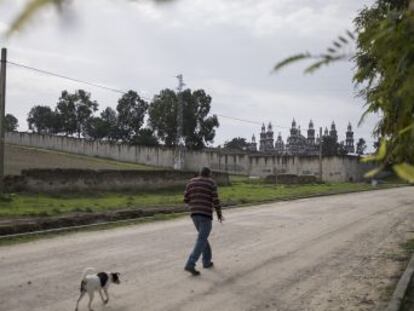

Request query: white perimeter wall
[{"left": 6, "top": 132, "right": 371, "bottom": 182}]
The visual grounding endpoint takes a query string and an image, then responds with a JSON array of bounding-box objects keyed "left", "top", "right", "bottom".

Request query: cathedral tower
[
  {"left": 265, "top": 122, "right": 275, "bottom": 151},
  {"left": 259, "top": 123, "right": 266, "bottom": 151},
  {"left": 307, "top": 120, "right": 315, "bottom": 144},
  {"left": 274, "top": 132, "right": 284, "bottom": 153},
  {"left": 345, "top": 122, "right": 355, "bottom": 153},
  {"left": 329, "top": 121, "right": 338, "bottom": 143}
]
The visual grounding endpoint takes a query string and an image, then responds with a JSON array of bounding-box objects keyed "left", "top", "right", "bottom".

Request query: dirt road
[{"left": 1, "top": 187, "right": 413, "bottom": 311}]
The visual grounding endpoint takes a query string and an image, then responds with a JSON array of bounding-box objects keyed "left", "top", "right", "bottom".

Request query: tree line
[{"left": 26, "top": 88, "right": 219, "bottom": 150}]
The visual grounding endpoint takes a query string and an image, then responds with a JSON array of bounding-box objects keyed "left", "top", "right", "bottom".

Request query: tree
[
  {"left": 116, "top": 90, "right": 148, "bottom": 143},
  {"left": 56, "top": 90, "right": 98, "bottom": 137},
  {"left": 83, "top": 117, "right": 108, "bottom": 141},
  {"left": 337, "top": 141, "right": 348, "bottom": 156},
  {"left": 321, "top": 135, "right": 338, "bottom": 156},
  {"left": 274, "top": 0, "right": 414, "bottom": 182},
  {"left": 224, "top": 137, "right": 249, "bottom": 151},
  {"left": 27, "top": 105, "right": 58, "bottom": 134},
  {"left": 83, "top": 107, "right": 119, "bottom": 141},
  {"left": 130, "top": 128, "right": 159, "bottom": 147},
  {"left": 149, "top": 89, "right": 178, "bottom": 147},
  {"left": 148, "top": 88, "right": 219, "bottom": 150},
  {"left": 353, "top": 0, "right": 414, "bottom": 180},
  {"left": 356, "top": 138, "right": 367, "bottom": 156},
  {"left": 4, "top": 114, "right": 18, "bottom": 132},
  {"left": 100, "top": 107, "right": 119, "bottom": 141}
]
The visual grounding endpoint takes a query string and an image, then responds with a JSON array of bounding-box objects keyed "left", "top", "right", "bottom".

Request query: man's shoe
[
  {"left": 203, "top": 262, "right": 214, "bottom": 269},
  {"left": 184, "top": 266, "right": 200, "bottom": 276}
]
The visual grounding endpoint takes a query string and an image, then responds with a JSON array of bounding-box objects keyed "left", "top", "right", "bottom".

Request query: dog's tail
[{"left": 81, "top": 267, "right": 95, "bottom": 280}]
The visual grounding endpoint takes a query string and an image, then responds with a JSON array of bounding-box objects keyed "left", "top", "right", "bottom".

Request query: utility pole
[
  {"left": 0, "top": 48, "right": 7, "bottom": 193},
  {"left": 174, "top": 74, "right": 185, "bottom": 170},
  {"left": 319, "top": 127, "right": 323, "bottom": 182}
]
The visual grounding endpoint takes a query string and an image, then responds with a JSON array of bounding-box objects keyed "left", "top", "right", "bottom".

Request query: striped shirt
[{"left": 184, "top": 177, "right": 222, "bottom": 219}]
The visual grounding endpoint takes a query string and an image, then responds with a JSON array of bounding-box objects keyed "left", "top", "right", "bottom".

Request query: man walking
[{"left": 184, "top": 167, "right": 224, "bottom": 276}]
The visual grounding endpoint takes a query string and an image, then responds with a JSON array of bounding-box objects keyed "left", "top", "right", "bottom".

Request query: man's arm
[
  {"left": 184, "top": 183, "right": 191, "bottom": 205},
  {"left": 212, "top": 182, "right": 224, "bottom": 222}
]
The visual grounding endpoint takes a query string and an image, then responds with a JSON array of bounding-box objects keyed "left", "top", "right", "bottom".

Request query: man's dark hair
[{"left": 200, "top": 167, "right": 211, "bottom": 177}]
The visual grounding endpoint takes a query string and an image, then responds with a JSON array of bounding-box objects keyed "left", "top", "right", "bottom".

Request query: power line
[
  {"left": 7, "top": 60, "right": 128, "bottom": 95},
  {"left": 7, "top": 60, "right": 290, "bottom": 128},
  {"left": 7, "top": 59, "right": 363, "bottom": 133},
  {"left": 215, "top": 113, "right": 289, "bottom": 129}
]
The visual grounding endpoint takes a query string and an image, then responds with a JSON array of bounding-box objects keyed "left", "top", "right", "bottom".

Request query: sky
[{"left": 0, "top": 0, "right": 378, "bottom": 149}]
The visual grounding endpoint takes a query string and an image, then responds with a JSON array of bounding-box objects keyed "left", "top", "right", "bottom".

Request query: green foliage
[
  {"left": 56, "top": 89, "right": 98, "bottom": 137},
  {"left": 83, "top": 106, "right": 119, "bottom": 142},
  {"left": 356, "top": 138, "right": 367, "bottom": 155},
  {"left": 4, "top": 114, "right": 18, "bottom": 132},
  {"left": 27, "top": 105, "right": 59, "bottom": 134},
  {"left": 148, "top": 88, "right": 219, "bottom": 150},
  {"left": 273, "top": 53, "right": 311, "bottom": 71},
  {"left": 3, "top": 0, "right": 176, "bottom": 36},
  {"left": 98, "top": 107, "right": 119, "bottom": 141},
  {"left": 274, "top": 30, "right": 355, "bottom": 74},
  {"left": 393, "top": 163, "right": 414, "bottom": 183},
  {"left": 116, "top": 90, "right": 149, "bottom": 142},
  {"left": 26, "top": 90, "right": 160, "bottom": 145},
  {"left": 354, "top": 0, "right": 414, "bottom": 166},
  {"left": 83, "top": 116, "right": 111, "bottom": 141},
  {"left": 274, "top": 0, "right": 414, "bottom": 182},
  {"left": 224, "top": 137, "right": 249, "bottom": 151},
  {"left": 4, "top": 0, "right": 66, "bottom": 36},
  {"left": 0, "top": 182, "right": 394, "bottom": 218},
  {"left": 321, "top": 135, "right": 338, "bottom": 156},
  {"left": 130, "top": 128, "right": 159, "bottom": 147},
  {"left": 337, "top": 141, "right": 348, "bottom": 156},
  {"left": 148, "top": 89, "right": 177, "bottom": 147}
]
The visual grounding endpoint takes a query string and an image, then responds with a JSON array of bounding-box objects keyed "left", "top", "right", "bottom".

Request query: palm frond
[
  {"left": 346, "top": 30, "right": 355, "bottom": 40},
  {"left": 333, "top": 41, "right": 342, "bottom": 48},
  {"left": 6, "top": 0, "right": 65, "bottom": 36},
  {"left": 304, "top": 55, "right": 344, "bottom": 74},
  {"left": 273, "top": 53, "right": 311, "bottom": 72},
  {"left": 338, "top": 36, "right": 348, "bottom": 44},
  {"left": 393, "top": 163, "right": 414, "bottom": 183},
  {"left": 5, "top": 0, "right": 176, "bottom": 36},
  {"left": 364, "top": 166, "right": 384, "bottom": 178},
  {"left": 304, "top": 59, "right": 330, "bottom": 74}
]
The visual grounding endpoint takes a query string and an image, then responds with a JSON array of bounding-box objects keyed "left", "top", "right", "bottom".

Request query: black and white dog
[{"left": 75, "top": 268, "right": 120, "bottom": 311}]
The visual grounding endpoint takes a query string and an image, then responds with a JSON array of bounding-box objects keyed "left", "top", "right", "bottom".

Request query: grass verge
[
  {"left": 0, "top": 182, "right": 406, "bottom": 246},
  {"left": 0, "top": 182, "right": 402, "bottom": 218}
]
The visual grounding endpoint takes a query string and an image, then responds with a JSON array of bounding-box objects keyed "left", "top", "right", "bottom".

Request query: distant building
[
  {"left": 345, "top": 122, "right": 355, "bottom": 153},
  {"left": 249, "top": 119, "right": 355, "bottom": 156},
  {"left": 246, "top": 134, "right": 257, "bottom": 152}
]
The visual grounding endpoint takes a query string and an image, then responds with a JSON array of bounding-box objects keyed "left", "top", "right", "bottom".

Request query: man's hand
[{"left": 218, "top": 214, "right": 225, "bottom": 223}]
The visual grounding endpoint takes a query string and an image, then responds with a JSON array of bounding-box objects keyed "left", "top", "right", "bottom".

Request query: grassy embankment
[
  {"left": 1, "top": 144, "right": 406, "bottom": 219},
  {"left": 5, "top": 143, "right": 158, "bottom": 175},
  {"left": 0, "top": 180, "right": 399, "bottom": 218}
]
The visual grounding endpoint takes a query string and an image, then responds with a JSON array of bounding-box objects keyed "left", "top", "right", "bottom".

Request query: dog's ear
[{"left": 111, "top": 272, "right": 120, "bottom": 283}]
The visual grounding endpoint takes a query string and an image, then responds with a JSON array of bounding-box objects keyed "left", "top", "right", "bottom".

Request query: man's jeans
[{"left": 186, "top": 215, "right": 212, "bottom": 268}]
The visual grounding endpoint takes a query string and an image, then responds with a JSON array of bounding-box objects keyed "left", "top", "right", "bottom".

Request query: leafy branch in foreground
[
  {"left": 1, "top": 0, "right": 176, "bottom": 36},
  {"left": 274, "top": 30, "right": 355, "bottom": 74},
  {"left": 274, "top": 0, "right": 414, "bottom": 183}
]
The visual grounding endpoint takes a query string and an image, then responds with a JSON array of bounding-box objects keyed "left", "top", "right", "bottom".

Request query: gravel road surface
[{"left": 1, "top": 187, "right": 413, "bottom": 311}]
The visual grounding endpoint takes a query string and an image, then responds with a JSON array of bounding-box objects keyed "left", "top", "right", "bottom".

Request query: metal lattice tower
[{"left": 174, "top": 74, "right": 185, "bottom": 170}]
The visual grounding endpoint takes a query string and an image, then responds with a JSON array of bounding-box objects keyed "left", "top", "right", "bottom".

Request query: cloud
[
  {"left": 0, "top": 0, "right": 378, "bottom": 151},
  {"left": 140, "top": 0, "right": 358, "bottom": 38}
]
